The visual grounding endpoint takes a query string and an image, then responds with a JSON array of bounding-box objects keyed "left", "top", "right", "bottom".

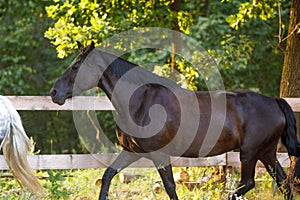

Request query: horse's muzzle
[{"left": 50, "top": 88, "right": 68, "bottom": 105}]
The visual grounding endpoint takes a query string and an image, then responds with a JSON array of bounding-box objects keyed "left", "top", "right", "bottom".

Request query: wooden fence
[{"left": 0, "top": 96, "right": 299, "bottom": 170}]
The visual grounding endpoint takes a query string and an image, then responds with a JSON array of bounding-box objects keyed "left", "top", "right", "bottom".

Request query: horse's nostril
[{"left": 50, "top": 88, "right": 57, "bottom": 97}]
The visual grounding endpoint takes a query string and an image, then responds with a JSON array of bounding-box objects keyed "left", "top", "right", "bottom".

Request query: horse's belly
[{"left": 179, "top": 132, "right": 239, "bottom": 158}]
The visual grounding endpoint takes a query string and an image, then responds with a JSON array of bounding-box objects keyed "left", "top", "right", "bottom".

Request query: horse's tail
[
  {"left": 275, "top": 97, "right": 300, "bottom": 192},
  {"left": 0, "top": 96, "right": 45, "bottom": 196},
  {"left": 275, "top": 98, "right": 300, "bottom": 157}
]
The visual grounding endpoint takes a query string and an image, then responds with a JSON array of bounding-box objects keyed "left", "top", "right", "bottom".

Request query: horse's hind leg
[
  {"left": 151, "top": 154, "right": 178, "bottom": 200},
  {"left": 260, "top": 150, "right": 293, "bottom": 200},
  {"left": 231, "top": 157, "right": 257, "bottom": 199},
  {"left": 98, "top": 150, "right": 140, "bottom": 200}
]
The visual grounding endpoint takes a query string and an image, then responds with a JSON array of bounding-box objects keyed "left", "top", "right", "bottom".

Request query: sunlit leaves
[
  {"left": 226, "top": 0, "right": 278, "bottom": 30},
  {"left": 45, "top": 0, "right": 193, "bottom": 58},
  {"left": 153, "top": 61, "right": 201, "bottom": 91},
  {"left": 177, "top": 11, "right": 193, "bottom": 34}
]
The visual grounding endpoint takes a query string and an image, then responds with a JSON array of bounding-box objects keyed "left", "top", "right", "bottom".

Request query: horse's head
[{"left": 50, "top": 41, "right": 97, "bottom": 105}]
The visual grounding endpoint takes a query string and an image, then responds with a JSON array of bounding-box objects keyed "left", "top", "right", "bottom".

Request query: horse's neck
[
  {"left": 91, "top": 49, "right": 132, "bottom": 99},
  {"left": 92, "top": 48, "right": 181, "bottom": 102},
  {"left": 98, "top": 72, "right": 116, "bottom": 100}
]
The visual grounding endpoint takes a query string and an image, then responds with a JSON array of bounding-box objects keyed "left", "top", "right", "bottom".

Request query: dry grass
[{"left": 1, "top": 167, "right": 300, "bottom": 199}]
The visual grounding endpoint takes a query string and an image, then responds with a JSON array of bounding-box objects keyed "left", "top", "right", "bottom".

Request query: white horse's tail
[{"left": 0, "top": 96, "right": 45, "bottom": 196}]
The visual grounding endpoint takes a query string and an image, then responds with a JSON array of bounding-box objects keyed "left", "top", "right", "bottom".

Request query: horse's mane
[
  {"left": 95, "top": 49, "right": 178, "bottom": 89},
  {"left": 80, "top": 45, "right": 174, "bottom": 87},
  {"left": 108, "top": 55, "right": 138, "bottom": 78}
]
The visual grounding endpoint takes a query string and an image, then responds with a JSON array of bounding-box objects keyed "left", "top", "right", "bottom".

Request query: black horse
[{"left": 50, "top": 42, "right": 300, "bottom": 199}]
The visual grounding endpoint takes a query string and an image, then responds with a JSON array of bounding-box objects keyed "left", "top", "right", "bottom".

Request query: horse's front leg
[
  {"left": 151, "top": 153, "right": 178, "bottom": 200},
  {"left": 98, "top": 150, "right": 140, "bottom": 200}
]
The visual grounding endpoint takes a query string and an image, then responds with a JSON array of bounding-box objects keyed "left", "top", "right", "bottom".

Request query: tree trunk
[
  {"left": 280, "top": 0, "right": 300, "bottom": 140},
  {"left": 280, "top": 0, "right": 300, "bottom": 141},
  {"left": 279, "top": 0, "right": 300, "bottom": 192},
  {"left": 280, "top": 0, "right": 300, "bottom": 98}
]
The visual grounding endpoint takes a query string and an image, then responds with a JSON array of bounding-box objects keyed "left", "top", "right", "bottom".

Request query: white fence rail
[{"left": 0, "top": 96, "right": 298, "bottom": 170}]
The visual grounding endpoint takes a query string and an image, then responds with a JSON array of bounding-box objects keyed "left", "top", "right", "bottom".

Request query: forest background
[{"left": 0, "top": 0, "right": 296, "bottom": 154}]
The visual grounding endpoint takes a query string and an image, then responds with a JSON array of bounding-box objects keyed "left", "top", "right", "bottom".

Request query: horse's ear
[
  {"left": 90, "top": 41, "right": 95, "bottom": 49},
  {"left": 76, "top": 41, "right": 84, "bottom": 52}
]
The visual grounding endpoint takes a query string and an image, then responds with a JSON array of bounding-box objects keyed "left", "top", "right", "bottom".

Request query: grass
[{"left": 1, "top": 167, "right": 299, "bottom": 199}]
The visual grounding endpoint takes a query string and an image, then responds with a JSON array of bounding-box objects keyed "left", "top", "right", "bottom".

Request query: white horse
[{"left": 0, "top": 96, "right": 44, "bottom": 196}]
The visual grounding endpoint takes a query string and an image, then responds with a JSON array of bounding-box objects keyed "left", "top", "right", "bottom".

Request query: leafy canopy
[{"left": 45, "top": 0, "right": 193, "bottom": 58}]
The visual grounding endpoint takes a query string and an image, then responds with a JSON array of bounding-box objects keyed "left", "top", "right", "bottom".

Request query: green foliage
[
  {"left": 226, "top": 0, "right": 278, "bottom": 30},
  {"left": 153, "top": 61, "right": 203, "bottom": 91},
  {"left": 44, "top": 0, "right": 288, "bottom": 96},
  {"left": 44, "top": 170, "right": 69, "bottom": 198},
  {"left": 190, "top": 0, "right": 288, "bottom": 96},
  {"left": 0, "top": 0, "right": 75, "bottom": 95},
  {"left": 21, "top": 111, "right": 85, "bottom": 154},
  {"left": 45, "top": 0, "right": 193, "bottom": 58},
  {"left": 0, "top": 0, "right": 38, "bottom": 94}
]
